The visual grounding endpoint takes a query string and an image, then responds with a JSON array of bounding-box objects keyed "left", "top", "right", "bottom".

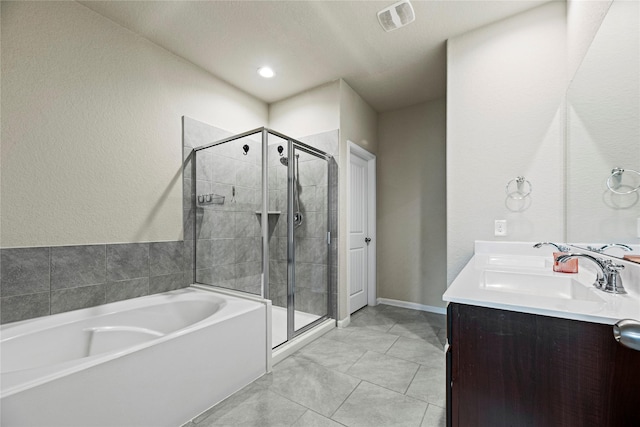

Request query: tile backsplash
[{"left": 0, "top": 241, "right": 189, "bottom": 324}]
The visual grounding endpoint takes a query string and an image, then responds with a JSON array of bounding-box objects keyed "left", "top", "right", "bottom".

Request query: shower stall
[{"left": 187, "top": 126, "right": 337, "bottom": 349}]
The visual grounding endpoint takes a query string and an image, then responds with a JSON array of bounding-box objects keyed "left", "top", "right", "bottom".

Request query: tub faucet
[
  {"left": 556, "top": 253, "right": 626, "bottom": 294},
  {"left": 586, "top": 243, "right": 633, "bottom": 253},
  {"left": 533, "top": 242, "right": 571, "bottom": 252}
]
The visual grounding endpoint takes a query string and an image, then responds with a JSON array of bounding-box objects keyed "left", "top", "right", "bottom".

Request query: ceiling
[{"left": 80, "top": 0, "right": 553, "bottom": 113}]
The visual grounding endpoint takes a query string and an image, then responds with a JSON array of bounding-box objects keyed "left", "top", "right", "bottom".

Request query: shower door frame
[
  {"left": 268, "top": 129, "right": 334, "bottom": 345},
  {"left": 192, "top": 127, "right": 335, "bottom": 347},
  {"left": 192, "top": 127, "right": 269, "bottom": 299}
]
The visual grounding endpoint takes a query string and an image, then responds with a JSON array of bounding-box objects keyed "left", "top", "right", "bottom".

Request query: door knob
[
  {"left": 365, "top": 237, "right": 372, "bottom": 244},
  {"left": 613, "top": 319, "right": 640, "bottom": 351}
]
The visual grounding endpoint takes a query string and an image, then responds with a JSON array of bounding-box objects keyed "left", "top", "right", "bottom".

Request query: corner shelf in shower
[{"left": 255, "top": 211, "right": 281, "bottom": 215}]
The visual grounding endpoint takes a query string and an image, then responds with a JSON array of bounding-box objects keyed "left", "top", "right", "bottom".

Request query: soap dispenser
[{"left": 533, "top": 242, "right": 578, "bottom": 273}]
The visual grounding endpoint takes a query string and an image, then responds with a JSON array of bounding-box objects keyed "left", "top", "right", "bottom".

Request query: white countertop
[{"left": 443, "top": 241, "right": 640, "bottom": 325}]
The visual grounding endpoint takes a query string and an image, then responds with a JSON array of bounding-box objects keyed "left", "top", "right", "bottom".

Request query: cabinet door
[{"left": 449, "top": 303, "right": 640, "bottom": 427}]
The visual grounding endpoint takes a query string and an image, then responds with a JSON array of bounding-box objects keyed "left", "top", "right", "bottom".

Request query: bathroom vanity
[{"left": 443, "top": 242, "right": 640, "bottom": 427}]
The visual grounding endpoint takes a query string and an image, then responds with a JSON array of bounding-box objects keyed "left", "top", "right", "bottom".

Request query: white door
[{"left": 349, "top": 154, "right": 370, "bottom": 313}]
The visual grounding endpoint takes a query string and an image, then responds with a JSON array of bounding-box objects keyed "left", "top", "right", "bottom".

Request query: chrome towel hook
[
  {"left": 606, "top": 167, "right": 640, "bottom": 195},
  {"left": 505, "top": 176, "right": 532, "bottom": 199}
]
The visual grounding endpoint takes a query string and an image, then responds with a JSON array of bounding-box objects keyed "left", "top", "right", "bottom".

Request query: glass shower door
[{"left": 289, "top": 144, "right": 330, "bottom": 335}]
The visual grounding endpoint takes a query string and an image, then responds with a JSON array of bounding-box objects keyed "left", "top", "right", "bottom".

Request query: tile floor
[{"left": 183, "top": 304, "right": 447, "bottom": 427}]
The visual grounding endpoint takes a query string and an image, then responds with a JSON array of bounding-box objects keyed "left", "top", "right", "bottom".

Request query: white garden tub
[{"left": 0, "top": 287, "right": 269, "bottom": 427}]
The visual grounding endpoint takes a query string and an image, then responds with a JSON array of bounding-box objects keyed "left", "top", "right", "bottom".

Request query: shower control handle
[{"left": 365, "top": 237, "right": 372, "bottom": 244}]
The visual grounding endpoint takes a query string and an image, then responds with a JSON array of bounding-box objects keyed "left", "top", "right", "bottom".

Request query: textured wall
[
  {"left": 0, "top": 1, "right": 267, "bottom": 248},
  {"left": 377, "top": 99, "right": 447, "bottom": 308},
  {"left": 268, "top": 81, "right": 341, "bottom": 138},
  {"left": 566, "top": 0, "right": 640, "bottom": 243},
  {"left": 446, "top": 2, "right": 567, "bottom": 285}
]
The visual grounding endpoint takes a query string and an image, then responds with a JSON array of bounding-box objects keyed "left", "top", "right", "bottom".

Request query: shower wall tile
[
  {"left": 276, "top": 213, "right": 288, "bottom": 239},
  {"left": 196, "top": 150, "right": 213, "bottom": 182},
  {"left": 0, "top": 292, "right": 50, "bottom": 323},
  {"left": 195, "top": 180, "right": 212, "bottom": 200},
  {"left": 295, "top": 238, "right": 328, "bottom": 264},
  {"left": 0, "top": 240, "right": 189, "bottom": 324},
  {"left": 237, "top": 261, "right": 262, "bottom": 278},
  {"left": 184, "top": 118, "right": 338, "bottom": 317},
  {"left": 150, "top": 273, "right": 184, "bottom": 294},
  {"left": 106, "top": 277, "right": 149, "bottom": 303},
  {"left": 183, "top": 147, "right": 194, "bottom": 181},
  {"left": 50, "top": 245, "right": 106, "bottom": 291},
  {"left": 211, "top": 264, "right": 237, "bottom": 284},
  {"left": 296, "top": 263, "right": 327, "bottom": 292},
  {"left": 150, "top": 241, "right": 184, "bottom": 276},
  {"left": 182, "top": 116, "right": 232, "bottom": 149},
  {"left": 235, "top": 212, "right": 261, "bottom": 238},
  {"left": 196, "top": 240, "right": 214, "bottom": 267},
  {"left": 184, "top": 208, "right": 195, "bottom": 240},
  {"left": 235, "top": 238, "right": 261, "bottom": 263},
  {"left": 299, "top": 130, "right": 339, "bottom": 157},
  {"left": 51, "top": 284, "right": 106, "bottom": 315},
  {"left": 210, "top": 183, "right": 234, "bottom": 211},
  {"left": 208, "top": 211, "right": 236, "bottom": 239},
  {"left": 183, "top": 178, "right": 194, "bottom": 209},
  {"left": 183, "top": 241, "right": 195, "bottom": 286},
  {"left": 268, "top": 190, "right": 279, "bottom": 211},
  {"left": 212, "top": 238, "right": 236, "bottom": 265},
  {"left": 107, "top": 243, "right": 149, "bottom": 281},
  {"left": 236, "top": 162, "right": 260, "bottom": 188},
  {"left": 295, "top": 288, "right": 328, "bottom": 317},
  {"left": 211, "top": 155, "right": 238, "bottom": 186},
  {"left": 0, "top": 247, "right": 50, "bottom": 297},
  {"left": 269, "top": 260, "right": 287, "bottom": 285}
]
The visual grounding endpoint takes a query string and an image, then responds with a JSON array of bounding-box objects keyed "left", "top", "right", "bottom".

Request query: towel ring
[
  {"left": 606, "top": 168, "right": 640, "bottom": 195},
  {"left": 505, "top": 176, "right": 532, "bottom": 199}
]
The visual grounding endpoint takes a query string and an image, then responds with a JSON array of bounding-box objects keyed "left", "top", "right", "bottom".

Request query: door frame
[{"left": 346, "top": 141, "right": 377, "bottom": 317}]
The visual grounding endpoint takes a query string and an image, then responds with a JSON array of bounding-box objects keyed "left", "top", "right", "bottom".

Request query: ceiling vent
[{"left": 377, "top": 0, "right": 415, "bottom": 32}]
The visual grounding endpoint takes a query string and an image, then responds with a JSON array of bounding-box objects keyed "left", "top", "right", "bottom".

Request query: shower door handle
[{"left": 365, "top": 237, "right": 372, "bottom": 244}]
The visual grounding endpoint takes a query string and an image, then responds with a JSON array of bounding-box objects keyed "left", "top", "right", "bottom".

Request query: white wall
[
  {"left": 339, "top": 80, "right": 378, "bottom": 319},
  {"left": 339, "top": 81, "right": 378, "bottom": 155},
  {"left": 566, "top": 0, "right": 640, "bottom": 243},
  {"left": 378, "top": 99, "right": 447, "bottom": 308},
  {"left": 268, "top": 81, "right": 340, "bottom": 137},
  {"left": 446, "top": 2, "right": 567, "bottom": 284},
  {"left": 567, "top": 0, "right": 613, "bottom": 81},
  {"left": 0, "top": 1, "right": 267, "bottom": 248}
]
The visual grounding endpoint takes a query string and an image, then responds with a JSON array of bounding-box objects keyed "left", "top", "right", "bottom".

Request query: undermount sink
[{"left": 480, "top": 270, "right": 605, "bottom": 303}]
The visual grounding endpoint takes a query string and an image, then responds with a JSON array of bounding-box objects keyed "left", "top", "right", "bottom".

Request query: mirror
[{"left": 566, "top": 0, "right": 640, "bottom": 259}]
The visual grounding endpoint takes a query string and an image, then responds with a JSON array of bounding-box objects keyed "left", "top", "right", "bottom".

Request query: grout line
[{"left": 328, "top": 379, "right": 362, "bottom": 419}]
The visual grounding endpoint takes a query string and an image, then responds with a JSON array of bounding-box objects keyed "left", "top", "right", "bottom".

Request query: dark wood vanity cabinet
[{"left": 447, "top": 303, "right": 640, "bottom": 427}]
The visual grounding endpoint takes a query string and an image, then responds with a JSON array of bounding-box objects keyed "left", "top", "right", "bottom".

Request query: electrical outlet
[{"left": 495, "top": 220, "right": 507, "bottom": 236}]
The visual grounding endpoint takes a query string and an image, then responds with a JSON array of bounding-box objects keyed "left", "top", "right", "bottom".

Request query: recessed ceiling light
[{"left": 258, "top": 66, "right": 275, "bottom": 78}]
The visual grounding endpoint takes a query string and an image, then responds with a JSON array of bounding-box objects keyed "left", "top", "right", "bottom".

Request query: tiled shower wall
[
  {"left": 184, "top": 117, "right": 338, "bottom": 320},
  {"left": 183, "top": 117, "right": 263, "bottom": 295},
  {"left": 268, "top": 131, "right": 339, "bottom": 319},
  {"left": 0, "top": 241, "right": 188, "bottom": 324}
]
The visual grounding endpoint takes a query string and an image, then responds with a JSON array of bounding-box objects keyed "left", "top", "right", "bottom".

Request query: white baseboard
[
  {"left": 337, "top": 317, "right": 351, "bottom": 328},
  {"left": 376, "top": 298, "right": 447, "bottom": 315}
]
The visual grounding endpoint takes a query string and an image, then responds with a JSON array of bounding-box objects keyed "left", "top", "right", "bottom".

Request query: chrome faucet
[
  {"left": 533, "top": 242, "right": 571, "bottom": 252},
  {"left": 556, "top": 253, "right": 626, "bottom": 294},
  {"left": 586, "top": 243, "right": 633, "bottom": 253}
]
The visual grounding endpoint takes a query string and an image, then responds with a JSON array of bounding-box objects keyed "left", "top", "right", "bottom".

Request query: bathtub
[{"left": 0, "top": 287, "right": 269, "bottom": 427}]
